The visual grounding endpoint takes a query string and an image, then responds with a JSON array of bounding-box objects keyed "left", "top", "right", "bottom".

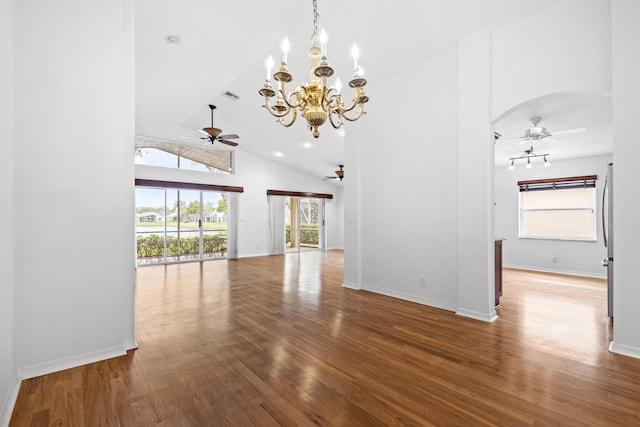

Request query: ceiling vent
[{"left": 223, "top": 91, "right": 240, "bottom": 101}]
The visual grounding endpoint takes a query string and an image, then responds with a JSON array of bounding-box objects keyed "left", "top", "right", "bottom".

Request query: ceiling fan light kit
[
  {"left": 323, "top": 164, "right": 344, "bottom": 181},
  {"left": 258, "top": 0, "right": 369, "bottom": 138}
]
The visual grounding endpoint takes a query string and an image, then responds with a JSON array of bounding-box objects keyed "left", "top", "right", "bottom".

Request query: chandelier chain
[{"left": 311, "top": 0, "right": 320, "bottom": 41}]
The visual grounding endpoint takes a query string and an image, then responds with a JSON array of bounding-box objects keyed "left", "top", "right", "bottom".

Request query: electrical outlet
[
  {"left": 552, "top": 257, "right": 558, "bottom": 264},
  {"left": 419, "top": 278, "right": 426, "bottom": 287}
]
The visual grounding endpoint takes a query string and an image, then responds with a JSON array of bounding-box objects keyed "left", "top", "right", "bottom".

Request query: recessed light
[
  {"left": 303, "top": 142, "right": 312, "bottom": 149},
  {"left": 274, "top": 151, "right": 284, "bottom": 157},
  {"left": 337, "top": 128, "right": 346, "bottom": 137}
]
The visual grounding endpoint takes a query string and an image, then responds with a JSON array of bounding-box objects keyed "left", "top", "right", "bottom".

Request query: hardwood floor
[{"left": 9, "top": 253, "right": 640, "bottom": 426}]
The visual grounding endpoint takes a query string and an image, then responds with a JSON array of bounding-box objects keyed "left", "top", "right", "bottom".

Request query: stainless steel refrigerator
[{"left": 602, "top": 162, "right": 613, "bottom": 317}]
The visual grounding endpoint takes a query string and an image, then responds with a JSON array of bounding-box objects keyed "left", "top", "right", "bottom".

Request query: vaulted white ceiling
[{"left": 135, "top": 0, "right": 612, "bottom": 181}]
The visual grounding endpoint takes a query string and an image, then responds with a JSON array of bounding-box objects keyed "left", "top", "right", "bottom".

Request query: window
[
  {"left": 134, "top": 135, "right": 234, "bottom": 174},
  {"left": 135, "top": 148, "right": 232, "bottom": 173},
  {"left": 518, "top": 175, "right": 597, "bottom": 241}
]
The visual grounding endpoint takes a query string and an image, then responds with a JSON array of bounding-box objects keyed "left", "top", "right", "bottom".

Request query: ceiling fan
[
  {"left": 323, "top": 165, "right": 344, "bottom": 182},
  {"left": 181, "top": 104, "right": 240, "bottom": 147},
  {"left": 498, "top": 117, "right": 585, "bottom": 144}
]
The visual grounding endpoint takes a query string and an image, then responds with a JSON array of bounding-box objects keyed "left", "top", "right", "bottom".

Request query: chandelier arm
[
  {"left": 262, "top": 97, "right": 292, "bottom": 118},
  {"left": 335, "top": 96, "right": 362, "bottom": 114},
  {"left": 328, "top": 107, "right": 343, "bottom": 129},
  {"left": 277, "top": 108, "right": 298, "bottom": 127},
  {"left": 281, "top": 88, "right": 305, "bottom": 109},
  {"left": 340, "top": 104, "right": 366, "bottom": 122}
]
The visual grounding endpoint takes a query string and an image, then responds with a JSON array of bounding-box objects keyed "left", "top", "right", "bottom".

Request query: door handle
[{"left": 198, "top": 219, "right": 202, "bottom": 228}]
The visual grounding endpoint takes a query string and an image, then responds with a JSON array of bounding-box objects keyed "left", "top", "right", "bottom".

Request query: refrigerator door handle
[{"left": 602, "top": 174, "right": 608, "bottom": 248}]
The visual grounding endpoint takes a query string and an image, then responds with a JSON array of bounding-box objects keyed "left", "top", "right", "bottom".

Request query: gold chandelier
[{"left": 258, "top": 0, "right": 369, "bottom": 138}]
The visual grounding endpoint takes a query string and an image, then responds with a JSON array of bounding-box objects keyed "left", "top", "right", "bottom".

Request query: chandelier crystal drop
[{"left": 258, "top": 0, "right": 369, "bottom": 138}]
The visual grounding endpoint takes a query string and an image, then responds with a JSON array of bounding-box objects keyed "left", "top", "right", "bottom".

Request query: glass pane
[
  {"left": 521, "top": 188, "right": 594, "bottom": 210},
  {"left": 202, "top": 192, "right": 228, "bottom": 259},
  {"left": 135, "top": 147, "right": 232, "bottom": 173},
  {"left": 135, "top": 187, "right": 166, "bottom": 265},
  {"left": 178, "top": 190, "right": 201, "bottom": 261},
  {"left": 299, "top": 198, "right": 320, "bottom": 250},
  {"left": 521, "top": 210, "right": 595, "bottom": 239},
  {"left": 135, "top": 148, "right": 179, "bottom": 168},
  {"left": 165, "top": 189, "right": 179, "bottom": 263}
]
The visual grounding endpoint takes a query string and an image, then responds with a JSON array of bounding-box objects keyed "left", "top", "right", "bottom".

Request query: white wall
[
  {"left": 345, "top": 0, "right": 616, "bottom": 323},
  {"left": 12, "top": 0, "right": 136, "bottom": 379},
  {"left": 492, "top": 0, "right": 612, "bottom": 116},
  {"left": 0, "top": 0, "right": 16, "bottom": 423},
  {"left": 495, "top": 154, "right": 611, "bottom": 277},
  {"left": 135, "top": 148, "right": 344, "bottom": 258},
  {"left": 610, "top": 0, "right": 640, "bottom": 358},
  {"left": 352, "top": 49, "right": 460, "bottom": 310},
  {"left": 457, "top": 29, "right": 496, "bottom": 322}
]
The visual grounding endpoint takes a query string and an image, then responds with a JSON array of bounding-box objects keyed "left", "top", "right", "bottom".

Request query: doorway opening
[{"left": 285, "top": 197, "right": 325, "bottom": 252}]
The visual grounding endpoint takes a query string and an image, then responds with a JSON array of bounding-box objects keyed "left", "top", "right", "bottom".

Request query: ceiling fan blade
[
  {"left": 218, "top": 139, "right": 238, "bottom": 147},
  {"left": 551, "top": 127, "right": 586, "bottom": 136},
  {"left": 197, "top": 129, "right": 210, "bottom": 137},
  {"left": 180, "top": 136, "right": 206, "bottom": 140},
  {"left": 218, "top": 134, "right": 239, "bottom": 140},
  {"left": 543, "top": 136, "right": 564, "bottom": 143}
]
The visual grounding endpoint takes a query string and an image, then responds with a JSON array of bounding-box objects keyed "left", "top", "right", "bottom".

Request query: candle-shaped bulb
[
  {"left": 351, "top": 44, "right": 360, "bottom": 71},
  {"left": 281, "top": 37, "right": 290, "bottom": 64},
  {"left": 266, "top": 55, "right": 274, "bottom": 81},
  {"left": 319, "top": 29, "right": 328, "bottom": 57},
  {"left": 335, "top": 77, "right": 342, "bottom": 95}
]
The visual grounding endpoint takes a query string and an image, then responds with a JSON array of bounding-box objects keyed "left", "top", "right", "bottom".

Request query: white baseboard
[
  {"left": 17, "top": 345, "right": 127, "bottom": 380},
  {"left": 503, "top": 264, "right": 606, "bottom": 279},
  {"left": 456, "top": 308, "right": 498, "bottom": 323},
  {"left": 362, "top": 284, "right": 457, "bottom": 312},
  {"left": 0, "top": 376, "right": 21, "bottom": 427},
  {"left": 123, "top": 339, "right": 139, "bottom": 351},
  {"left": 236, "top": 252, "right": 270, "bottom": 259},
  {"left": 342, "top": 281, "right": 362, "bottom": 290},
  {"left": 609, "top": 341, "right": 640, "bottom": 360}
]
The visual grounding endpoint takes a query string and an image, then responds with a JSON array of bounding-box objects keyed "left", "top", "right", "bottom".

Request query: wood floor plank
[{"left": 9, "top": 253, "right": 640, "bottom": 426}]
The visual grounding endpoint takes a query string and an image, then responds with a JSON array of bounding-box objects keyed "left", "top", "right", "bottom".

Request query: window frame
[{"left": 517, "top": 175, "right": 597, "bottom": 242}]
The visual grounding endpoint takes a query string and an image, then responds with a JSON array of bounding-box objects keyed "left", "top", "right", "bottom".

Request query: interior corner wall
[
  {"left": 457, "top": 29, "right": 496, "bottom": 322},
  {"left": 354, "top": 48, "right": 460, "bottom": 310},
  {"left": 13, "top": 0, "right": 135, "bottom": 376},
  {"left": 0, "top": 0, "right": 16, "bottom": 423},
  {"left": 343, "top": 121, "right": 362, "bottom": 289},
  {"left": 135, "top": 148, "right": 342, "bottom": 258},
  {"left": 495, "top": 154, "right": 612, "bottom": 277},
  {"left": 610, "top": 0, "right": 640, "bottom": 358},
  {"left": 492, "top": 0, "right": 612, "bottom": 116}
]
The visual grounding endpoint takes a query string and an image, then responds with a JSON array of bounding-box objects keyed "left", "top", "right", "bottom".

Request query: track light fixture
[{"left": 508, "top": 146, "right": 550, "bottom": 170}]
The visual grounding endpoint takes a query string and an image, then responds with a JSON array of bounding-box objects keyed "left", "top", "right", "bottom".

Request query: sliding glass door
[
  {"left": 135, "top": 187, "right": 229, "bottom": 265},
  {"left": 286, "top": 197, "right": 324, "bottom": 252}
]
